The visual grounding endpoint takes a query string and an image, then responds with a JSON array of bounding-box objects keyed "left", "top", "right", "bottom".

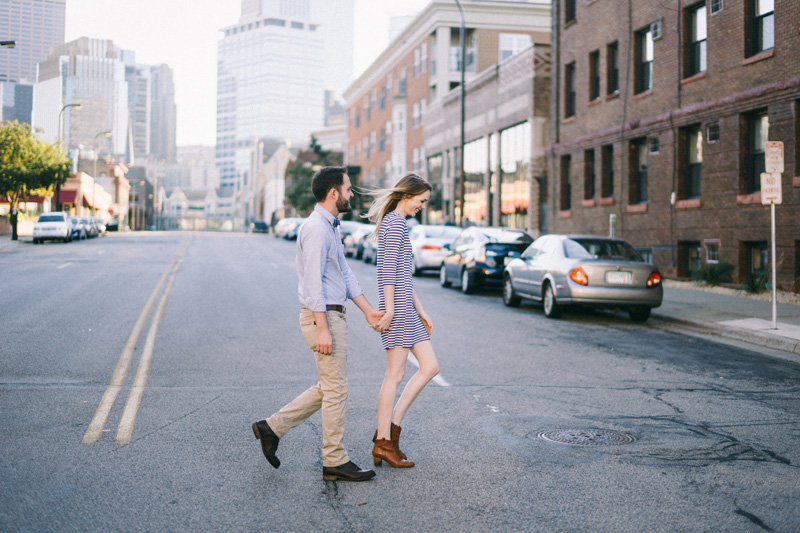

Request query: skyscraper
[
  {"left": 150, "top": 64, "right": 177, "bottom": 163},
  {"left": 32, "top": 37, "right": 129, "bottom": 157},
  {"left": 0, "top": 0, "right": 66, "bottom": 83},
  {"left": 0, "top": 0, "right": 66, "bottom": 124}
]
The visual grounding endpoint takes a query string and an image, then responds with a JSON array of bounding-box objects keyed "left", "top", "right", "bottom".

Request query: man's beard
[{"left": 336, "top": 195, "right": 352, "bottom": 213}]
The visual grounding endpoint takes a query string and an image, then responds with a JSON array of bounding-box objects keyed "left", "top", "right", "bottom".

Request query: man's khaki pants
[{"left": 266, "top": 309, "right": 349, "bottom": 467}]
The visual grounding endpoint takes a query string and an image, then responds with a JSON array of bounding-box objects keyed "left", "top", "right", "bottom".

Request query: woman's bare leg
[
  {"left": 392, "top": 340, "right": 439, "bottom": 425},
  {"left": 377, "top": 347, "right": 409, "bottom": 440}
]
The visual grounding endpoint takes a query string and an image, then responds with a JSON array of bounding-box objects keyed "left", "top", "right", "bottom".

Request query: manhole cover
[{"left": 538, "top": 429, "right": 636, "bottom": 446}]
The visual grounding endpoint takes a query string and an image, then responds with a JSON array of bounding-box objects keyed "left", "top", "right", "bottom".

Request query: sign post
[{"left": 761, "top": 141, "right": 783, "bottom": 330}]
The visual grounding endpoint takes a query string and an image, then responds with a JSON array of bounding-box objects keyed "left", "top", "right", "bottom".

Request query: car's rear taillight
[
  {"left": 647, "top": 271, "right": 662, "bottom": 288},
  {"left": 569, "top": 267, "right": 589, "bottom": 285},
  {"left": 421, "top": 245, "right": 440, "bottom": 251}
]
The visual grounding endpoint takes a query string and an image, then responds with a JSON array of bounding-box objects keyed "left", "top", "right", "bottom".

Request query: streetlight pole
[
  {"left": 56, "top": 103, "right": 81, "bottom": 211},
  {"left": 455, "top": 0, "right": 466, "bottom": 226},
  {"left": 93, "top": 131, "right": 112, "bottom": 216}
]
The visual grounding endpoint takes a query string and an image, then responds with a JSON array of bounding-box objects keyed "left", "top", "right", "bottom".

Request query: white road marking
[
  {"left": 82, "top": 237, "right": 190, "bottom": 444},
  {"left": 406, "top": 354, "right": 451, "bottom": 387},
  {"left": 58, "top": 262, "right": 72, "bottom": 269}
]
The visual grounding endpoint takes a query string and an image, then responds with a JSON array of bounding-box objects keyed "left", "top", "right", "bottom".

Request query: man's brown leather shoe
[
  {"left": 252, "top": 420, "right": 280, "bottom": 469},
  {"left": 322, "top": 461, "right": 376, "bottom": 482}
]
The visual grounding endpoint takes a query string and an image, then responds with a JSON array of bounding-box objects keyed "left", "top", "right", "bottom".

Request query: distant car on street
[
  {"left": 69, "top": 216, "right": 87, "bottom": 241},
  {"left": 344, "top": 223, "right": 375, "bottom": 259},
  {"left": 440, "top": 226, "right": 533, "bottom": 294},
  {"left": 81, "top": 217, "right": 98, "bottom": 238},
  {"left": 94, "top": 217, "right": 107, "bottom": 235},
  {"left": 251, "top": 221, "right": 269, "bottom": 233},
  {"left": 362, "top": 232, "right": 378, "bottom": 264},
  {"left": 33, "top": 212, "right": 71, "bottom": 244},
  {"left": 409, "top": 224, "right": 463, "bottom": 276},
  {"left": 502, "top": 234, "right": 663, "bottom": 322},
  {"left": 274, "top": 217, "right": 305, "bottom": 240}
]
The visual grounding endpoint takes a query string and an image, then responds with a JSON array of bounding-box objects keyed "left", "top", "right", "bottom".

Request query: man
[{"left": 253, "top": 166, "right": 383, "bottom": 482}]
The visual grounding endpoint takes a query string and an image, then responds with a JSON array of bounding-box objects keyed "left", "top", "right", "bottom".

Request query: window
[
  {"left": 684, "top": 125, "right": 703, "bottom": 199},
  {"left": 414, "top": 49, "right": 421, "bottom": 78},
  {"left": 565, "top": 62, "right": 576, "bottom": 118},
  {"left": 649, "top": 137, "right": 660, "bottom": 154},
  {"left": 636, "top": 27, "right": 654, "bottom": 93},
  {"left": 607, "top": 42, "right": 619, "bottom": 94},
  {"left": 744, "top": 241, "right": 769, "bottom": 278},
  {"left": 421, "top": 43, "right": 427, "bottom": 74},
  {"left": 584, "top": 149, "right": 596, "bottom": 200},
  {"left": 499, "top": 33, "right": 532, "bottom": 62},
  {"left": 679, "top": 241, "right": 702, "bottom": 278},
  {"left": 399, "top": 67, "right": 407, "bottom": 96},
  {"left": 707, "top": 122, "right": 719, "bottom": 143},
  {"left": 560, "top": 155, "right": 572, "bottom": 211},
  {"left": 745, "top": 110, "right": 768, "bottom": 193},
  {"left": 601, "top": 144, "right": 614, "bottom": 198},
  {"left": 589, "top": 50, "right": 600, "bottom": 101},
  {"left": 706, "top": 241, "right": 720, "bottom": 263},
  {"left": 710, "top": 0, "right": 724, "bottom": 14},
  {"left": 687, "top": 3, "right": 707, "bottom": 76},
  {"left": 748, "top": 0, "right": 774, "bottom": 56},
  {"left": 565, "top": 0, "right": 576, "bottom": 23},
  {"left": 631, "top": 139, "right": 648, "bottom": 204},
  {"left": 412, "top": 102, "right": 420, "bottom": 128},
  {"left": 380, "top": 86, "right": 386, "bottom": 111}
]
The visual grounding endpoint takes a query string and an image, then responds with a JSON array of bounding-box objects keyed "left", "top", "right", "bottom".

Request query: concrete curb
[{"left": 651, "top": 313, "right": 800, "bottom": 356}]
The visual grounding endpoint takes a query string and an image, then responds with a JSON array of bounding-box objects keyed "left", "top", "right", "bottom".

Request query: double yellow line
[{"left": 83, "top": 237, "right": 190, "bottom": 444}]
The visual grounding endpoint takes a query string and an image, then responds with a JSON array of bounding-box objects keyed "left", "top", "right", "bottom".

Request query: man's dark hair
[{"left": 311, "top": 166, "right": 347, "bottom": 202}]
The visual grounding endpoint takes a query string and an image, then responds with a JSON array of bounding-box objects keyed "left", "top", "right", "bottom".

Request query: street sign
[
  {"left": 760, "top": 173, "right": 782, "bottom": 205},
  {"left": 765, "top": 141, "right": 784, "bottom": 173}
]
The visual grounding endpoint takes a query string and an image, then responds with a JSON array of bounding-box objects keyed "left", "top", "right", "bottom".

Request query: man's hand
[
  {"left": 365, "top": 309, "right": 385, "bottom": 331},
  {"left": 316, "top": 329, "right": 333, "bottom": 355}
]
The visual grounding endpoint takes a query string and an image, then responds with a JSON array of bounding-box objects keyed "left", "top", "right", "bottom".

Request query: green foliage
[
  {"left": 692, "top": 261, "right": 735, "bottom": 286},
  {"left": 0, "top": 120, "right": 70, "bottom": 210},
  {"left": 742, "top": 272, "right": 769, "bottom": 294},
  {"left": 284, "top": 135, "right": 343, "bottom": 215}
]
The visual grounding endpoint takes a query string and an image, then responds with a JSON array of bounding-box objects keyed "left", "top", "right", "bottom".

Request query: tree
[
  {"left": 284, "top": 135, "right": 344, "bottom": 215},
  {"left": 0, "top": 120, "right": 71, "bottom": 240}
]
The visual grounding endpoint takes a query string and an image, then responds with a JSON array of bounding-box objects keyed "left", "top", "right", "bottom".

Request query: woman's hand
[
  {"left": 376, "top": 312, "right": 393, "bottom": 334},
  {"left": 420, "top": 312, "right": 433, "bottom": 336}
]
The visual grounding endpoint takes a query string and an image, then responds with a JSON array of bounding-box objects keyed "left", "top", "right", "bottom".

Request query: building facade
[
  {"left": 344, "top": 0, "right": 551, "bottom": 225},
  {"left": 549, "top": 0, "right": 800, "bottom": 289},
  {"left": 150, "top": 64, "right": 177, "bottom": 163}
]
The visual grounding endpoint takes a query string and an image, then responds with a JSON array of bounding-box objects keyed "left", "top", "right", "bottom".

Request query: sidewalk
[{"left": 653, "top": 280, "right": 800, "bottom": 357}]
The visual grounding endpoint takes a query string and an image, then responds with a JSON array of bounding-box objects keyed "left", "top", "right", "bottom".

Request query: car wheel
[
  {"left": 33, "top": 238, "right": 39, "bottom": 244},
  {"left": 461, "top": 268, "right": 475, "bottom": 294},
  {"left": 542, "top": 283, "right": 563, "bottom": 319},
  {"left": 439, "top": 264, "right": 451, "bottom": 287},
  {"left": 502, "top": 276, "right": 521, "bottom": 307},
  {"left": 628, "top": 307, "right": 651, "bottom": 323}
]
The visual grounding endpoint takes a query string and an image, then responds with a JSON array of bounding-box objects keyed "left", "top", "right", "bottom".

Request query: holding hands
[{"left": 375, "top": 311, "right": 393, "bottom": 334}]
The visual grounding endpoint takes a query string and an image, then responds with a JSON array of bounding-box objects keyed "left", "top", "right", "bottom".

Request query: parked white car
[
  {"left": 409, "top": 224, "right": 464, "bottom": 276},
  {"left": 33, "top": 212, "right": 71, "bottom": 244}
]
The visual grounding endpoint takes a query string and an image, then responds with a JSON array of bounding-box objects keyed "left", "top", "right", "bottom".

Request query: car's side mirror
[{"left": 442, "top": 243, "right": 451, "bottom": 251}]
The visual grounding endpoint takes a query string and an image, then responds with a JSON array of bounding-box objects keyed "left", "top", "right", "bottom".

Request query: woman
[{"left": 367, "top": 173, "right": 440, "bottom": 468}]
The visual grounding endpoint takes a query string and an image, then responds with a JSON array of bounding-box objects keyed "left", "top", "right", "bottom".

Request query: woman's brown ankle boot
[
  {"left": 372, "top": 422, "right": 407, "bottom": 459},
  {"left": 372, "top": 439, "right": 414, "bottom": 468}
]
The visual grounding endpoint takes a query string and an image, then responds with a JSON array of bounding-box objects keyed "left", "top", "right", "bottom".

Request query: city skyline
[{"left": 63, "top": 0, "right": 431, "bottom": 147}]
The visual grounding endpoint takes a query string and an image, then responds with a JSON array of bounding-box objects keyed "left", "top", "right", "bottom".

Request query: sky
[{"left": 64, "top": 0, "right": 431, "bottom": 147}]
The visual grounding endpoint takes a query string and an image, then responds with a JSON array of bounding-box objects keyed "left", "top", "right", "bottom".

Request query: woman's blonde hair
[{"left": 364, "top": 173, "right": 432, "bottom": 235}]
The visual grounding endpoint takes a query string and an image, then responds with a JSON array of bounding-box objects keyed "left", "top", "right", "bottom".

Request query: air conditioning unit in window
[{"left": 651, "top": 19, "right": 663, "bottom": 40}]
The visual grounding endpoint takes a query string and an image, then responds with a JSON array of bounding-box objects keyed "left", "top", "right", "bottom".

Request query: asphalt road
[{"left": 1, "top": 232, "right": 799, "bottom": 532}]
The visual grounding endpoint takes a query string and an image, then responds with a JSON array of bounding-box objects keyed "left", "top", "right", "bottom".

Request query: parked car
[
  {"left": 251, "top": 221, "right": 269, "bottom": 233},
  {"left": 274, "top": 217, "right": 305, "bottom": 240},
  {"left": 33, "top": 212, "right": 71, "bottom": 243},
  {"left": 338, "top": 220, "right": 363, "bottom": 246},
  {"left": 69, "top": 216, "right": 87, "bottom": 240},
  {"left": 502, "top": 234, "right": 663, "bottom": 322},
  {"left": 106, "top": 218, "right": 119, "bottom": 232},
  {"left": 362, "top": 232, "right": 379, "bottom": 264},
  {"left": 94, "top": 217, "right": 107, "bottom": 235},
  {"left": 440, "top": 226, "right": 534, "bottom": 293},
  {"left": 344, "top": 223, "right": 375, "bottom": 259},
  {"left": 81, "top": 217, "right": 98, "bottom": 238},
  {"left": 409, "top": 224, "right": 463, "bottom": 276}
]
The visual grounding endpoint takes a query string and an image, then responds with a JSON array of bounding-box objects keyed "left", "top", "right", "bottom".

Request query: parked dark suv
[{"left": 439, "top": 226, "right": 533, "bottom": 294}]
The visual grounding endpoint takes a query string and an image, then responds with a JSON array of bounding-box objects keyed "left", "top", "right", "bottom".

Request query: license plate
[{"left": 605, "top": 271, "right": 632, "bottom": 284}]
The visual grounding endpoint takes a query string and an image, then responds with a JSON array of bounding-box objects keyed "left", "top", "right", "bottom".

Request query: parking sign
[
  {"left": 760, "top": 173, "right": 782, "bottom": 205},
  {"left": 765, "top": 141, "right": 784, "bottom": 174}
]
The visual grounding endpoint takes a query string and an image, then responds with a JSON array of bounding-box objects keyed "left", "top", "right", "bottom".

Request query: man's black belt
[{"left": 326, "top": 305, "right": 346, "bottom": 313}]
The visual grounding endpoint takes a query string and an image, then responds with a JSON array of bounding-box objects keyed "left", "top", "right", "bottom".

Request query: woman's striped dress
[{"left": 377, "top": 212, "right": 430, "bottom": 350}]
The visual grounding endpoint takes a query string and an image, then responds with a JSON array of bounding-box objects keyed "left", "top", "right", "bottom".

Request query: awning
[{"left": 58, "top": 190, "right": 91, "bottom": 207}]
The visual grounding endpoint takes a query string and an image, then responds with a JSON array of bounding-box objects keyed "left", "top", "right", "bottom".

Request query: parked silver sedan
[
  {"left": 409, "top": 224, "right": 463, "bottom": 276},
  {"left": 503, "top": 234, "right": 663, "bottom": 322}
]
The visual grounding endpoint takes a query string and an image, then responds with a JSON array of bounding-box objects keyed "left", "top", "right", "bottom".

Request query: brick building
[
  {"left": 549, "top": 0, "right": 800, "bottom": 289},
  {"left": 343, "top": 0, "right": 550, "bottom": 221}
]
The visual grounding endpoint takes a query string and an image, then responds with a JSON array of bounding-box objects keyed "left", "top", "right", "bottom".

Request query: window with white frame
[
  {"left": 420, "top": 99, "right": 427, "bottom": 125},
  {"left": 499, "top": 33, "right": 532, "bottom": 62},
  {"left": 412, "top": 102, "right": 420, "bottom": 128},
  {"left": 421, "top": 43, "right": 428, "bottom": 73},
  {"left": 412, "top": 148, "right": 420, "bottom": 172},
  {"left": 414, "top": 49, "right": 421, "bottom": 77},
  {"left": 706, "top": 241, "right": 720, "bottom": 263}
]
